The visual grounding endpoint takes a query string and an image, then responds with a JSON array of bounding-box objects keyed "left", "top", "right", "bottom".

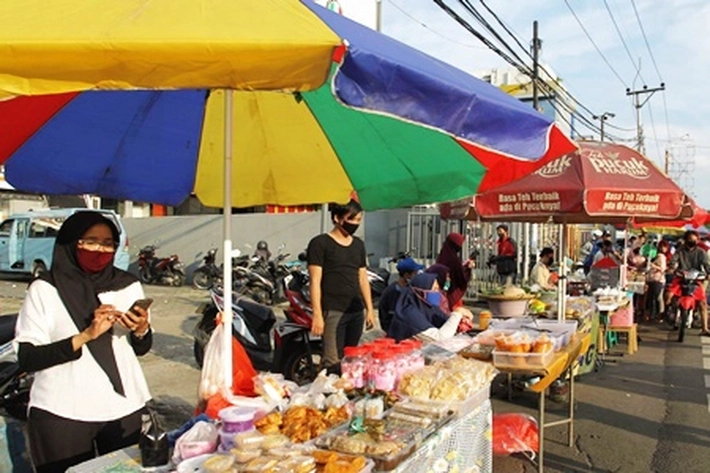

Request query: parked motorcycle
[
  {"left": 246, "top": 246, "right": 292, "bottom": 305},
  {"left": 0, "top": 314, "right": 32, "bottom": 420},
  {"left": 192, "top": 248, "right": 221, "bottom": 290},
  {"left": 192, "top": 285, "right": 321, "bottom": 385},
  {"left": 138, "top": 245, "right": 186, "bottom": 286},
  {"left": 667, "top": 270, "right": 706, "bottom": 342}
]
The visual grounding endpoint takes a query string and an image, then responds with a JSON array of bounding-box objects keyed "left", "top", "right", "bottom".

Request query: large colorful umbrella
[
  {"left": 0, "top": 1, "right": 575, "bottom": 210},
  {"left": 0, "top": 0, "right": 575, "bottom": 384}
]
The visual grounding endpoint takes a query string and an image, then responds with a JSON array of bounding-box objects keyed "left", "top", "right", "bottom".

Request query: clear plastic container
[
  {"left": 369, "top": 351, "right": 397, "bottom": 392},
  {"left": 341, "top": 345, "right": 369, "bottom": 389},
  {"left": 391, "top": 345, "right": 411, "bottom": 389},
  {"left": 218, "top": 406, "right": 256, "bottom": 434},
  {"left": 399, "top": 340, "right": 425, "bottom": 372}
]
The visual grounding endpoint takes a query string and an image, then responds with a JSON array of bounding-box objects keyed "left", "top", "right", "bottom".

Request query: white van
[{"left": 0, "top": 208, "right": 130, "bottom": 276}]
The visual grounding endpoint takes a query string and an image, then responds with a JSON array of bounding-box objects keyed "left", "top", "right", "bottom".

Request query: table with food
[{"left": 68, "top": 337, "right": 498, "bottom": 473}]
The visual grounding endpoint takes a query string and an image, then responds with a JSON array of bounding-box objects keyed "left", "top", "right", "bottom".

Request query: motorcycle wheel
[
  {"left": 283, "top": 342, "right": 323, "bottom": 386},
  {"left": 172, "top": 269, "right": 186, "bottom": 287},
  {"left": 138, "top": 267, "right": 152, "bottom": 284},
  {"left": 678, "top": 307, "right": 689, "bottom": 342},
  {"left": 192, "top": 269, "right": 213, "bottom": 290}
]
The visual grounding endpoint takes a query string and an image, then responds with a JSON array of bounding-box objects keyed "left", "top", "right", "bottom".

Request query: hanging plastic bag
[
  {"left": 172, "top": 420, "right": 219, "bottom": 464},
  {"left": 199, "top": 317, "right": 258, "bottom": 400},
  {"left": 492, "top": 413, "right": 539, "bottom": 457},
  {"left": 139, "top": 410, "right": 170, "bottom": 467}
]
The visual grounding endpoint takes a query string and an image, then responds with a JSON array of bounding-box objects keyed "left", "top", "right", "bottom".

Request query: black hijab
[
  {"left": 37, "top": 211, "right": 137, "bottom": 396},
  {"left": 436, "top": 233, "right": 471, "bottom": 299}
]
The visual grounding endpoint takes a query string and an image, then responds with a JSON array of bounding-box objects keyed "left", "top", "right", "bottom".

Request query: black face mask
[
  {"left": 686, "top": 240, "right": 697, "bottom": 248},
  {"left": 341, "top": 221, "right": 360, "bottom": 236}
]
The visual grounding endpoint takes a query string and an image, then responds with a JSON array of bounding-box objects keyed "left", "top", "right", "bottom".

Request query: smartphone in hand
[{"left": 128, "top": 298, "right": 154, "bottom": 315}]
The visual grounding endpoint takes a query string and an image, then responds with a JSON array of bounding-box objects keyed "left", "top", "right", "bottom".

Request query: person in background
[
  {"left": 668, "top": 230, "right": 710, "bottom": 336},
  {"left": 307, "top": 199, "right": 375, "bottom": 370},
  {"left": 594, "top": 239, "right": 622, "bottom": 265},
  {"left": 387, "top": 273, "right": 472, "bottom": 342},
  {"left": 377, "top": 257, "right": 424, "bottom": 332},
  {"left": 646, "top": 239, "right": 668, "bottom": 322},
  {"left": 435, "top": 232, "right": 474, "bottom": 310},
  {"left": 15, "top": 212, "right": 152, "bottom": 472},
  {"left": 581, "top": 229, "right": 603, "bottom": 271},
  {"left": 530, "top": 247, "right": 556, "bottom": 291},
  {"left": 490, "top": 224, "right": 517, "bottom": 284}
]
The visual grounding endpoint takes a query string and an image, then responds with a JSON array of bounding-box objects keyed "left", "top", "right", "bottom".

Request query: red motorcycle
[
  {"left": 138, "top": 245, "right": 185, "bottom": 286},
  {"left": 667, "top": 270, "right": 706, "bottom": 342}
]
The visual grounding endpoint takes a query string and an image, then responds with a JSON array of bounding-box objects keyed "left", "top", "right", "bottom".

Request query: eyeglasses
[{"left": 78, "top": 239, "right": 117, "bottom": 252}]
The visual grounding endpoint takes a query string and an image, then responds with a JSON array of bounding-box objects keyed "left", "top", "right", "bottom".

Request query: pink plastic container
[{"left": 342, "top": 346, "right": 369, "bottom": 389}]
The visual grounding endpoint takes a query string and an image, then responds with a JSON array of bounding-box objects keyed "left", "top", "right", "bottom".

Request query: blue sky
[{"left": 378, "top": 0, "right": 709, "bottom": 207}]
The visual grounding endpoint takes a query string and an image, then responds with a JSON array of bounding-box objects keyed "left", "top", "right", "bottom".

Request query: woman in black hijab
[
  {"left": 15, "top": 211, "right": 153, "bottom": 472},
  {"left": 436, "top": 232, "right": 473, "bottom": 310}
]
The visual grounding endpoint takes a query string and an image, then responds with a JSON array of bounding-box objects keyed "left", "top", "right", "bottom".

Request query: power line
[
  {"left": 630, "top": 0, "right": 663, "bottom": 82},
  {"left": 477, "top": 0, "right": 636, "bottom": 133},
  {"left": 603, "top": 0, "right": 644, "bottom": 83},
  {"left": 385, "top": 0, "right": 486, "bottom": 50},
  {"left": 563, "top": 0, "right": 628, "bottom": 88}
]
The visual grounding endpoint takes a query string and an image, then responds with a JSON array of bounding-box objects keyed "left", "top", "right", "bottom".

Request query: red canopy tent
[
  {"left": 632, "top": 196, "right": 709, "bottom": 229},
  {"left": 474, "top": 141, "right": 686, "bottom": 224}
]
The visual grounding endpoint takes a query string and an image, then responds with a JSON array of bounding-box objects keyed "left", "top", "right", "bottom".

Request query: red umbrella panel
[
  {"left": 474, "top": 141, "right": 686, "bottom": 224},
  {"left": 632, "top": 196, "right": 709, "bottom": 229}
]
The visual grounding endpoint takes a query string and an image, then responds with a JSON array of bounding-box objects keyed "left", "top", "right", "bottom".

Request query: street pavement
[{"left": 1, "top": 278, "right": 709, "bottom": 472}]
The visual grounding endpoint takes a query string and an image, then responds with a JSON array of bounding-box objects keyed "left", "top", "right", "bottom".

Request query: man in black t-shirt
[{"left": 307, "top": 199, "right": 374, "bottom": 369}]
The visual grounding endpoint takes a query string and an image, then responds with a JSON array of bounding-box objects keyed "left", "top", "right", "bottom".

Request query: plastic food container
[
  {"left": 233, "top": 430, "right": 265, "bottom": 450},
  {"left": 493, "top": 347, "right": 554, "bottom": 370},
  {"left": 230, "top": 448, "right": 262, "bottom": 463},
  {"left": 219, "top": 406, "right": 256, "bottom": 433},
  {"left": 342, "top": 345, "right": 369, "bottom": 389},
  {"left": 369, "top": 351, "right": 397, "bottom": 392}
]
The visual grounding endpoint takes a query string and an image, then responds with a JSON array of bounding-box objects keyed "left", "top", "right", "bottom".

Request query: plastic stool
[
  {"left": 606, "top": 330, "right": 619, "bottom": 348},
  {"left": 606, "top": 324, "right": 638, "bottom": 354}
]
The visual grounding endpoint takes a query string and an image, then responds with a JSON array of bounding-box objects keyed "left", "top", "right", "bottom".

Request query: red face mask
[{"left": 76, "top": 248, "right": 115, "bottom": 273}]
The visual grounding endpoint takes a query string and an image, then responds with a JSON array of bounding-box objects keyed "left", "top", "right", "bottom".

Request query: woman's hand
[
  {"left": 454, "top": 307, "right": 474, "bottom": 321},
  {"left": 119, "top": 306, "right": 150, "bottom": 336},
  {"left": 74, "top": 304, "right": 121, "bottom": 350},
  {"left": 311, "top": 311, "right": 325, "bottom": 336}
]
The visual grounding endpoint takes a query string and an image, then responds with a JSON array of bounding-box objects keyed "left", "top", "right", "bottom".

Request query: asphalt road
[{"left": 1, "top": 278, "right": 709, "bottom": 472}]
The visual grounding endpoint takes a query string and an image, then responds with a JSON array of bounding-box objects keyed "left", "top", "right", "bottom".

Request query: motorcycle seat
[{"left": 0, "top": 314, "right": 18, "bottom": 346}]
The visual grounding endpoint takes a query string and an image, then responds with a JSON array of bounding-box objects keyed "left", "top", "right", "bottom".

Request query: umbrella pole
[
  {"left": 557, "top": 224, "right": 567, "bottom": 322},
  {"left": 222, "top": 90, "right": 234, "bottom": 391}
]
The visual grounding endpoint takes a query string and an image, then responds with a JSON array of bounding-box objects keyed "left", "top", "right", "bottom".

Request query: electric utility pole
[
  {"left": 523, "top": 21, "right": 543, "bottom": 283},
  {"left": 626, "top": 84, "right": 665, "bottom": 154},
  {"left": 592, "top": 112, "right": 615, "bottom": 142},
  {"left": 532, "top": 20, "right": 541, "bottom": 111}
]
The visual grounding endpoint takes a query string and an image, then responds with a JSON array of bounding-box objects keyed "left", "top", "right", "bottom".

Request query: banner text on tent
[
  {"left": 601, "top": 191, "right": 660, "bottom": 213},
  {"left": 497, "top": 191, "right": 561, "bottom": 213}
]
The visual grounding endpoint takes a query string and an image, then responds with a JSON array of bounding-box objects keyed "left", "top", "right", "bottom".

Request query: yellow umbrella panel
[{"left": 0, "top": 0, "right": 340, "bottom": 96}]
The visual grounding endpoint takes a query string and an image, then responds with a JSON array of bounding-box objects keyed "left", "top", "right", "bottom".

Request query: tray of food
[
  {"left": 492, "top": 331, "right": 555, "bottom": 369},
  {"left": 313, "top": 422, "right": 417, "bottom": 472}
]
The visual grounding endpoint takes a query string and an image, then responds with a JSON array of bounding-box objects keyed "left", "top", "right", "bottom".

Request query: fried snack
[
  {"left": 398, "top": 366, "right": 439, "bottom": 399},
  {"left": 255, "top": 411, "right": 283, "bottom": 435},
  {"left": 312, "top": 450, "right": 339, "bottom": 464},
  {"left": 323, "top": 406, "right": 350, "bottom": 426},
  {"left": 324, "top": 458, "right": 366, "bottom": 473}
]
